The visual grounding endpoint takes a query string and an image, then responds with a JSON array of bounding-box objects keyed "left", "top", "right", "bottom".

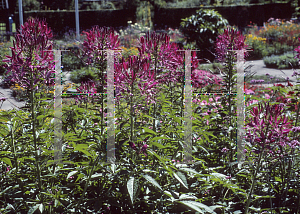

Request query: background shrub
[
  {"left": 62, "top": 51, "right": 84, "bottom": 72},
  {"left": 180, "top": 9, "right": 228, "bottom": 62},
  {"left": 69, "top": 67, "right": 97, "bottom": 83},
  {"left": 0, "top": 42, "right": 12, "bottom": 76},
  {"left": 263, "top": 51, "right": 299, "bottom": 69}
]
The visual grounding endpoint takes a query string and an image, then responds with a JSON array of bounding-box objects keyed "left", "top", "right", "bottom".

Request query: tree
[{"left": 180, "top": 9, "right": 229, "bottom": 62}]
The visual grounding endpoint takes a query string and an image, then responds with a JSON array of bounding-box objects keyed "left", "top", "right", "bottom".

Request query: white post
[
  {"left": 237, "top": 49, "right": 246, "bottom": 164},
  {"left": 75, "top": 0, "right": 80, "bottom": 41},
  {"left": 18, "top": 0, "right": 23, "bottom": 30},
  {"left": 54, "top": 50, "right": 63, "bottom": 164},
  {"left": 184, "top": 50, "right": 193, "bottom": 163}
]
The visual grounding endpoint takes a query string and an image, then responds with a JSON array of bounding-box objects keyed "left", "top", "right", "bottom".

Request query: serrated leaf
[
  {"left": 142, "top": 174, "right": 162, "bottom": 191},
  {"left": 28, "top": 204, "right": 40, "bottom": 214},
  {"left": 39, "top": 204, "right": 44, "bottom": 213},
  {"left": 127, "top": 177, "right": 135, "bottom": 204},
  {"left": 174, "top": 171, "right": 188, "bottom": 189},
  {"left": 179, "top": 167, "right": 201, "bottom": 176},
  {"left": 177, "top": 200, "right": 216, "bottom": 214},
  {"left": 67, "top": 171, "right": 78, "bottom": 179}
]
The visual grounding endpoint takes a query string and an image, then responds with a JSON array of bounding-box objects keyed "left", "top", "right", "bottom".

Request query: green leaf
[
  {"left": 211, "top": 172, "right": 227, "bottom": 180},
  {"left": 275, "top": 177, "right": 282, "bottom": 182},
  {"left": 28, "top": 204, "right": 40, "bottom": 214},
  {"left": 174, "top": 171, "right": 188, "bottom": 189},
  {"left": 39, "top": 204, "right": 44, "bottom": 213},
  {"left": 178, "top": 167, "right": 201, "bottom": 176},
  {"left": 143, "top": 127, "right": 157, "bottom": 135},
  {"left": 5, "top": 203, "right": 15, "bottom": 211},
  {"left": 177, "top": 200, "right": 216, "bottom": 214},
  {"left": 75, "top": 173, "right": 85, "bottom": 182},
  {"left": 74, "top": 144, "right": 91, "bottom": 157},
  {"left": 1, "top": 157, "right": 12, "bottom": 168},
  {"left": 149, "top": 141, "right": 165, "bottom": 149},
  {"left": 127, "top": 177, "right": 135, "bottom": 205},
  {"left": 142, "top": 174, "right": 162, "bottom": 191},
  {"left": 67, "top": 171, "right": 78, "bottom": 179}
]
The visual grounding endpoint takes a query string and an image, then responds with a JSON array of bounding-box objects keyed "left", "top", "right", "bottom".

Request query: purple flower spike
[
  {"left": 141, "top": 144, "right": 148, "bottom": 156},
  {"left": 129, "top": 142, "right": 137, "bottom": 150},
  {"left": 221, "top": 147, "right": 229, "bottom": 153}
]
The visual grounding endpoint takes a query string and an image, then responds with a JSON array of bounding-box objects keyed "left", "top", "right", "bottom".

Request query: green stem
[
  {"left": 130, "top": 83, "right": 134, "bottom": 142},
  {"left": 244, "top": 150, "right": 264, "bottom": 214},
  {"left": 30, "top": 74, "right": 43, "bottom": 202},
  {"left": 76, "top": 154, "right": 100, "bottom": 212}
]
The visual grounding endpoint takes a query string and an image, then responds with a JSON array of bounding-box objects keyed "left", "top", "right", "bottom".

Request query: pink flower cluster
[
  {"left": 3, "top": 17, "right": 55, "bottom": 90},
  {"left": 215, "top": 27, "right": 248, "bottom": 62},
  {"left": 245, "top": 102, "right": 299, "bottom": 158},
  {"left": 129, "top": 141, "right": 148, "bottom": 156}
]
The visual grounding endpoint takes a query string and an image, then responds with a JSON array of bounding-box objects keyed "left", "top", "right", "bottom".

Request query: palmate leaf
[{"left": 177, "top": 200, "right": 217, "bottom": 214}]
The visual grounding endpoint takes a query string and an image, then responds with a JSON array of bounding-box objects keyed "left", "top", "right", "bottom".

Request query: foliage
[
  {"left": 245, "top": 74, "right": 287, "bottom": 84},
  {"left": 69, "top": 67, "right": 98, "bottom": 84},
  {"left": 180, "top": 9, "right": 229, "bottom": 61},
  {"left": 166, "top": 0, "right": 207, "bottom": 7},
  {"left": 21, "top": 0, "right": 41, "bottom": 11},
  {"left": 246, "top": 18, "right": 300, "bottom": 59},
  {"left": 198, "top": 62, "right": 224, "bottom": 74},
  {"left": 0, "top": 42, "right": 12, "bottom": 75},
  {"left": 263, "top": 52, "right": 300, "bottom": 69},
  {"left": 1, "top": 18, "right": 300, "bottom": 214},
  {"left": 61, "top": 50, "right": 84, "bottom": 72},
  {"left": 116, "top": 22, "right": 151, "bottom": 48},
  {"left": 120, "top": 46, "right": 140, "bottom": 59}
]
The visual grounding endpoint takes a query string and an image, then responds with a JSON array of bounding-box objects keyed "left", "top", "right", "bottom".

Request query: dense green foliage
[
  {"left": 180, "top": 9, "right": 229, "bottom": 61},
  {"left": 263, "top": 51, "right": 300, "bottom": 69},
  {"left": 1, "top": 18, "right": 300, "bottom": 214}
]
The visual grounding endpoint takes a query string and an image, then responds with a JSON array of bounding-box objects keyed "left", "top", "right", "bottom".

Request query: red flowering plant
[
  {"left": 114, "top": 54, "right": 158, "bottom": 145},
  {"left": 74, "top": 80, "right": 97, "bottom": 106},
  {"left": 3, "top": 17, "right": 55, "bottom": 97},
  {"left": 79, "top": 26, "right": 121, "bottom": 94},
  {"left": 205, "top": 27, "right": 249, "bottom": 163},
  {"left": 244, "top": 102, "right": 300, "bottom": 213},
  {"left": 137, "top": 31, "right": 184, "bottom": 86},
  {"left": 1, "top": 17, "right": 57, "bottom": 211},
  {"left": 75, "top": 26, "right": 121, "bottom": 136}
]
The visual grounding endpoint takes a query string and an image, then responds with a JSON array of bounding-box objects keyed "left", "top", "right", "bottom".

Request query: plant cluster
[
  {"left": 246, "top": 18, "right": 300, "bottom": 60},
  {"left": 180, "top": 8, "right": 229, "bottom": 61},
  {"left": 115, "top": 22, "right": 151, "bottom": 49},
  {"left": 263, "top": 51, "right": 300, "bottom": 69},
  {"left": 1, "top": 18, "right": 300, "bottom": 214},
  {"left": 0, "top": 42, "right": 12, "bottom": 75}
]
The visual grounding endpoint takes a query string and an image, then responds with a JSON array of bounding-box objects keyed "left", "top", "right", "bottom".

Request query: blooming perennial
[{"left": 3, "top": 17, "right": 55, "bottom": 91}]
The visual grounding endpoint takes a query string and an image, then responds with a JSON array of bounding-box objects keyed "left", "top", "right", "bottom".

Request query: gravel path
[{"left": 0, "top": 61, "right": 299, "bottom": 111}]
